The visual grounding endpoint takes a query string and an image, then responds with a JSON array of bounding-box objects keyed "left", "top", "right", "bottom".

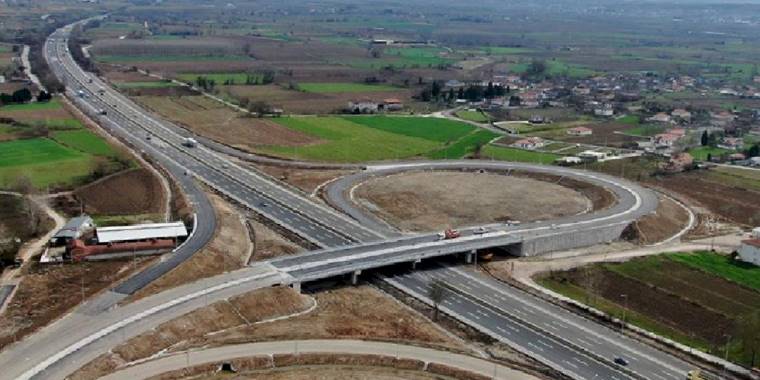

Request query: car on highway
[
  {"left": 613, "top": 357, "right": 629, "bottom": 366},
  {"left": 474, "top": 226, "right": 489, "bottom": 234}
]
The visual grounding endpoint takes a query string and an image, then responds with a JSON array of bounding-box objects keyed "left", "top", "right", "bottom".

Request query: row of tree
[
  {"left": 418, "top": 81, "right": 508, "bottom": 102},
  {"left": 0, "top": 89, "right": 51, "bottom": 106}
]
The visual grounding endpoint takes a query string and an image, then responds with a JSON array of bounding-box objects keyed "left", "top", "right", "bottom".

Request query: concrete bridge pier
[
  {"left": 412, "top": 258, "right": 422, "bottom": 270},
  {"left": 351, "top": 270, "right": 362, "bottom": 285},
  {"left": 464, "top": 249, "right": 476, "bottom": 264},
  {"left": 291, "top": 282, "right": 301, "bottom": 293}
]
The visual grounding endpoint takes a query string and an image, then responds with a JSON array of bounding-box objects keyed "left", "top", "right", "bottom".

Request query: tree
[
  {"left": 11, "top": 88, "right": 32, "bottom": 103},
  {"left": 428, "top": 279, "right": 447, "bottom": 322},
  {"left": 526, "top": 59, "right": 547, "bottom": 77},
  {"left": 431, "top": 80, "right": 442, "bottom": 99},
  {"left": 36, "top": 91, "right": 52, "bottom": 102},
  {"left": 706, "top": 153, "right": 713, "bottom": 162},
  {"left": 701, "top": 130, "right": 709, "bottom": 146},
  {"left": 11, "top": 175, "right": 35, "bottom": 195},
  {"left": 736, "top": 311, "right": 760, "bottom": 367},
  {"left": 748, "top": 144, "right": 760, "bottom": 158}
]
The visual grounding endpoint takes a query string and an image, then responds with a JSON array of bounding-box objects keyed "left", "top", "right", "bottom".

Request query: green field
[
  {"left": 262, "top": 116, "right": 478, "bottom": 162},
  {"left": 688, "top": 146, "right": 732, "bottom": 161},
  {"left": 481, "top": 145, "right": 561, "bottom": 164},
  {"left": 114, "top": 81, "right": 179, "bottom": 89},
  {"left": 428, "top": 130, "right": 499, "bottom": 159},
  {"left": 297, "top": 82, "right": 399, "bottom": 93},
  {"left": 670, "top": 251, "right": 760, "bottom": 291},
  {"left": 0, "top": 138, "right": 95, "bottom": 188},
  {"left": 344, "top": 116, "right": 474, "bottom": 142},
  {"left": 616, "top": 115, "right": 641, "bottom": 125},
  {"left": 626, "top": 124, "right": 664, "bottom": 137},
  {"left": 0, "top": 99, "right": 62, "bottom": 112},
  {"left": 52, "top": 130, "right": 119, "bottom": 157},
  {"left": 455, "top": 110, "right": 489, "bottom": 123},
  {"left": 263, "top": 117, "right": 439, "bottom": 162}
]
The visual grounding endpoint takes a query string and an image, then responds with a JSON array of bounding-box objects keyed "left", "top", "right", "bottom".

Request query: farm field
[
  {"left": 297, "top": 82, "right": 399, "bottom": 93},
  {"left": 0, "top": 99, "right": 130, "bottom": 189},
  {"left": 481, "top": 145, "right": 561, "bottom": 164},
  {"left": 455, "top": 110, "right": 488, "bottom": 123},
  {"left": 688, "top": 146, "right": 733, "bottom": 161},
  {"left": 537, "top": 251, "right": 760, "bottom": 365},
  {"left": 263, "top": 117, "right": 442, "bottom": 162},
  {"left": 113, "top": 81, "right": 179, "bottom": 89}
]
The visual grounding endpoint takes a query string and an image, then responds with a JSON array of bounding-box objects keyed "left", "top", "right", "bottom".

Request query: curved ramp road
[
  {"left": 100, "top": 339, "right": 540, "bottom": 380},
  {"left": 0, "top": 16, "right": 720, "bottom": 380}
]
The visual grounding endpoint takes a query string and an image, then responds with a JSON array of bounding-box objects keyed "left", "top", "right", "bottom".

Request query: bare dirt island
[{"left": 354, "top": 171, "right": 592, "bottom": 232}]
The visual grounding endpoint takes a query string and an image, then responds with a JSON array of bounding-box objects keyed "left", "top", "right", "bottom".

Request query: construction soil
[
  {"left": 355, "top": 171, "right": 592, "bottom": 232},
  {"left": 126, "top": 193, "right": 253, "bottom": 302},
  {"left": 0, "top": 257, "right": 154, "bottom": 351},
  {"left": 623, "top": 195, "right": 690, "bottom": 245},
  {"left": 72, "top": 285, "right": 468, "bottom": 380},
  {"left": 133, "top": 96, "right": 319, "bottom": 152},
  {"left": 254, "top": 164, "right": 354, "bottom": 195},
  {"left": 72, "top": 168, "right": 166, "bottom": 216}
]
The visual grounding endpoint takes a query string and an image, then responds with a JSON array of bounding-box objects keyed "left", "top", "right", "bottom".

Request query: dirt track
[{"left": 355, "top": 171, "right": 591, "bottom": 232}]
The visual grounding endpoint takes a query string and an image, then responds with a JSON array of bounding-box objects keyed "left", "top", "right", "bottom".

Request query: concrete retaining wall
[{"left": 518, "top": 222, "right": 629, "bottom": 257}]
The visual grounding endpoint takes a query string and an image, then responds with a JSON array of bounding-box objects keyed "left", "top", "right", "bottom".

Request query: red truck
[{"left": 438, "top": 229, "right": 461, "bottom": 240}]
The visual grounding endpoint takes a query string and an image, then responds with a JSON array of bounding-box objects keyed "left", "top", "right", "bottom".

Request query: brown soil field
[
  {"left": 510, "top": 171, "right": 616, "bottom": 212},
  {"left": 254, "top": 164, "right": 354, "bottom": 194},
  {"left": 0, "top": 107, "right": 72, "bottom": 123},
  {"left": 101, "top": 67, "right": 163, "bottom": 83},
  {"left": 0, "top": 258, "right": 154, "bottom": 351},
  {"left": 133, "top": 96, "right": 318, "bottom": 151},
  {"left": 355, "top": 171, "right": 591, "bottom": 232},
  {"left": 624, "top": 195, "right": 689, "bottom": 244},
  {"left": 559, "top": 123, "right": 640, "bottom": 147},
  {"left": 647, "top": 172, "right": 760, "bottom": 226},
  {"left": 72, "top": 287, "right": 313, "bottom": 379},
  {"left": 248, "top": 219, "right": 303, "bottom": 262},
  {"left": 73, "top": 168, "right": 166, "bottom": 216},
  {"left": 73, "top": 285, "right": 467, "bottom": 380},
  {"left": 540, "top": 256, "right": 760, "bottom": 346},
  {"left": 92, "top": 37, "right": 244, "bottom": 57},
  {"left": 223, "top": 84, "right": 416, "bottom": 114},
  {"left": 127, "top": 193, "right": 253, "bottom": 302}
]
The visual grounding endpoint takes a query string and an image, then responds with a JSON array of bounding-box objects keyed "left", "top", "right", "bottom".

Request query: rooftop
[
  {"left": 96, "top": 222, "right": 188, "bottom": 244},
  {"left": 743, "top": 239, "right": 760, "bottom": 248},
  {"left": 53, "top": 215, "right": 94, "bottom": 239}
]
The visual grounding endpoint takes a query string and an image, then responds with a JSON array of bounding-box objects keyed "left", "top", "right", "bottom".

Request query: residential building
[
  {"left": 567, "top": 126, "right": 593, "bottom": 136},
  {"left": 653, "top": 133, "right": 681, "bottom": 147},
  {"left": 382, "top": 98, "right": 403, "bottom": 111},
  {"left": 728, "top": 153, "right": 747, "bottom": 161},
  {"left": 739, "top": 239, "right": 760, "bottom": 266},
  {"left": 512, "top": 137, "right": 545, "bottom": 150},
  {"left": 50, "top": 215, "right": 94, "bottom": 246},
  {"left": 671, "top": 108, "right": 692, "bottom": 122},
  {"left": 647, "top": 112, "right": 672, "bottom": 124},
  {"left": 718, "top": 137, "right": 743, "bottom": 150},
  {"left": 594, "top": 104, "right": 614, "bottom": 117},
  {"left": 348, "top": 99, "right": 379, "bottom": 113},
  {"left": 662, "top": 152, "right": 693, "bottom": 172}
]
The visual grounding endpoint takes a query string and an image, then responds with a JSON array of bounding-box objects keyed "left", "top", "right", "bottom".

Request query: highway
[{"left": 0, "top": 17, "right": 717, "bottom": 380}]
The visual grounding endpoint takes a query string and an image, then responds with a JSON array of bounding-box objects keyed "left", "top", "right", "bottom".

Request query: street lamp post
[{"left": 620, "top": 294, "right": 628, "bottom": 327}]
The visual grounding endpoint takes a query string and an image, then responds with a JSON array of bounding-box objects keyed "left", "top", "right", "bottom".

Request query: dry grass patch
[{"left": 73, "top": 168, "right": 166, "bottom": 216}]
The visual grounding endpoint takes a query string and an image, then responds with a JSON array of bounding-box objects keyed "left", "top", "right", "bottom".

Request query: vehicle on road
[
  {"left": 182, "top": 137, "right": 198, "bottom": 148},
  {"left": 97, "top": 109, "right": 107, "bottom": 115},
  {"left": 614, "top": 357, "right": 629, "bottom": 366},
  {"left": 687, "top": 369, "right": 720, "bottom": 380},
  {"left": 474, "top": 226, "right": 489, "bottom": 234},
  {"left": 437, "top": 229, "right": 461, "bottom": 240}
]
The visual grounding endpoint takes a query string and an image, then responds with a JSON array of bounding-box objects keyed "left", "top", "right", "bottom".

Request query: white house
[
  {"left": 512, "top": 137, "right": 545, "bottom": 150},
  {"left": 738, "top": 239, "right": 760, "bottom": 266},
  {"left": 348, "top": 99, "right": 379, "bottom": 113},
  {"left": 567, "top": 126, "right": 593, "bottom": 136}
]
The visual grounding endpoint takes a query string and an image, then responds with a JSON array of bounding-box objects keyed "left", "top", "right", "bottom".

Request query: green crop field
[
  {"left": 344, "top": 116, "right": 474, "bottom": 142},
  {"left": 626, "top": 124, "right": 664, "bottom": 137},
  {"left": 688, "top": 146, "right": 732, "bottom": 161},
  {"left": 297, "top": 82, "right": 399, "bottom": 93},
  {"left": 52, "top": 130, "right": 119, "bottom": 157},
  {"left": 455, "top": 110, "right": 489, "bottom": 123},
  {"left": 0, "top": 138, "right": 95, "bottom": 188},
  {"left": 428, "top": 130, "right": 499, "bottom": 159},
  {"left": 481, "top": 145, "right": 561, "bottom": 164},
  {"left": 263, "top": 117, "right": 440, "bottom": 162},
  {"left": 670, "top": 251, "right": 760, "bottom": 291},
  {"left": 0, "top": 99, "right": 61, "bottom": 112},
  {"left": 616, "top": 115, "right": 641, "bottom": 125}
]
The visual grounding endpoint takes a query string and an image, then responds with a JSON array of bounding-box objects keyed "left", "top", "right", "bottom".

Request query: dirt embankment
[
  {"left": 72, "top": 285, "right": 469, "bottom": 380},
  {"left": 623, "top": 195, "right": 690, "bottom": 245},
  {"left": 70, "top": 168, "right": 166, "bottom": 216},
  {"left": 148, "top": 355, "right": 489, "bottom": 380},
  {"left": 0, "top": 258, "right": 154, "bottom": 351},
  {"left": 355, "top": 171, "right": 592, "bottom": 232},
  {"left": 254, "top": 164, "right": 353, "bottom": 195},
  {"left": 71, "top": 287, "right": 313, "bottom": 380}
]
